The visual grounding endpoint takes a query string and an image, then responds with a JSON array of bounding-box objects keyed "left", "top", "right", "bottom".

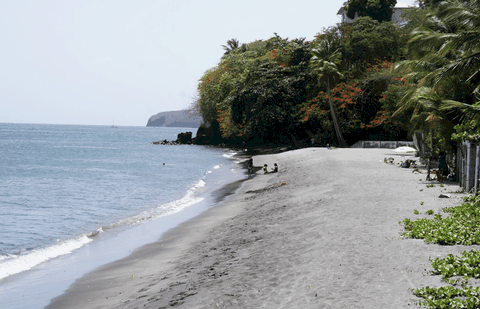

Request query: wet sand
[{"left": 47, "top": 148, "right": 471, "bottom": 308}]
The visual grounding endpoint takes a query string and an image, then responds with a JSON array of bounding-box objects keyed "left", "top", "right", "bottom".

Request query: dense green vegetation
[
  {"left": 195, "top": 20, "right": 407, "bottom": 147},
  {"left": 400, "top": 195, "right": 480, "bottom": 307},
  {"left": 345, "top": 0, "right": 397, "bottom": 23},
  {"left": 192, "top": 0, "right": 480, "bottom": 152},
  {"left": 400, "top": 196, "right": 480, "bottom": 246},
  {"left": 413, "top": 285, "right": 480, "bottom": 308}
]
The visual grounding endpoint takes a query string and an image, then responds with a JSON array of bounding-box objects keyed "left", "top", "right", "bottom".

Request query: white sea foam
[
  {"left": 154, "top": 190, "right": 204, "bottom": 218},
  {"left": 0, "top": 254, "right": 14, "bottom": 262},
  {"left": 0, "top": 235, "right": 92, "bottom": 280},
  {"left": 0, "top": 184, "right": 206, "bottom": 281},
  {"left": 0, "top": 162, "right": 221, "bottom": 281},
  {"left": 87, "top": 227, "right": 104, "bottom": 238},
  {"left": 195, "top": 179, "right": 206, "bottom": 188},
  {"left": 222, "top": 152, "right": 237, "bottom": 159},
  {"left": 105, "top": 178, "right": 207, "bottom": 228}
]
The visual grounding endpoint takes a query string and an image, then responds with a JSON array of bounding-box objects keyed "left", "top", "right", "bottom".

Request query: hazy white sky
[{"left": 0, "top": 0, "right": 416, "bottom": 126}]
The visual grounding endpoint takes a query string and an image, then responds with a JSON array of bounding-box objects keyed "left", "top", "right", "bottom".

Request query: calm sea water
[{"left": 0, "top": 123, "right": 245, "bottom": 308}]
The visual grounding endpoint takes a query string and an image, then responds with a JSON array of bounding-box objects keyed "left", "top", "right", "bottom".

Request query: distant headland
[{"left": 146, "top": 110, "right": 202, "bottom": 128}]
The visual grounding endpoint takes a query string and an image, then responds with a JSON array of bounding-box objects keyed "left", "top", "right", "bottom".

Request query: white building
[{"left": 337, "top": 1, "right": 417, "bottom": 25}]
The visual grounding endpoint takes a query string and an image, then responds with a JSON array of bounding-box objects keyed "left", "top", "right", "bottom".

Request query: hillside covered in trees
[
  {"left": 146, "top": 110, "right": 202, "bottom": 128},
  {"left": 191, "top": 0, "right": 480, "bottom": 156}
]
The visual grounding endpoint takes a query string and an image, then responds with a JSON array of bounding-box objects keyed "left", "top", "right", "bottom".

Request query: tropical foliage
[
  {"left": 195, "top": 17, "right": 407, "bottom": 147},
  {"left": 345, "top": 0, "right": 397, "bottom": 22},
  {"left": 309, "top": 39, "right": 348, "bottom": 147},
  {"left": 197, "top": 35, "right": 312, "bottom": 147},
  {"left": 400, "top": 198, "right": 480, "bottom": 246},
  {"left": 401, "top": 195, "right": 480, "bottom": 308},
  {"left": 393, "top": 0, "right": 480, "bottom": 151},
  {"left": 193, "top": 0, "right": 480, "bottom": 151}
]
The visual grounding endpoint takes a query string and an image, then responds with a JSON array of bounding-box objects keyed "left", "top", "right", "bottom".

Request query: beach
[{"left": 46, "top": 148, "right": 472, "bottom": 309}]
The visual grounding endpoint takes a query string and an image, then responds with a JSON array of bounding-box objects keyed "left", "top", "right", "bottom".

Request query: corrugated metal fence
[{"left": 457, "top": 141, "right": 480, "bottom": 194}]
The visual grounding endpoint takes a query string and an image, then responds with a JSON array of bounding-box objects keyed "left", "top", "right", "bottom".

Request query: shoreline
[
  {"left": 47, "top": 148, "right": 472, "bottom": 308},
  {"left": 46, "top": 160, "right": 255, "bottom": 309},
  {"left": 0, "top": 146, "right": 244, "bottom": 309}
]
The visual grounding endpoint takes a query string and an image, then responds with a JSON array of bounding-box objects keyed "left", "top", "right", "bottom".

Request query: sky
[{"left": 0, "top": 0, "right": 417, "bottom": 127}]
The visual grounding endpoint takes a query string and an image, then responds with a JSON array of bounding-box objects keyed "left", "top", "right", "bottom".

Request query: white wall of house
[
  {"left": 336, "top": 5, "right": 356, "bottom": 24},
  {"left": 392, "top": 2, "right": 416, "bottom": 25}
]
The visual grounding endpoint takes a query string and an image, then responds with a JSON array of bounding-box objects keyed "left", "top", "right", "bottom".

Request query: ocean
[{"left": 0, "top": 123, "right": 246, "bottom": 308}]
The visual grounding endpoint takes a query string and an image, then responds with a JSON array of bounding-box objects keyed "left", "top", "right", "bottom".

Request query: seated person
[
  {"left": 271, "top": 163, "right": 278, "bottom": 173},
  {"left": 263, "top": 164, "right": 269, "bottom": 174}
]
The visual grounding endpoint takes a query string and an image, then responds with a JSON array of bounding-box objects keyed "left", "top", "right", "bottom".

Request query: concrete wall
[{"left": 350, "top": 140, "right": 414, "bottom": 149}]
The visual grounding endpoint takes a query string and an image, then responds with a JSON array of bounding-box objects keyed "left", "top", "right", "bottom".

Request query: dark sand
[{"left": 47, "top": 148, "right": 473, "bottom": 308}]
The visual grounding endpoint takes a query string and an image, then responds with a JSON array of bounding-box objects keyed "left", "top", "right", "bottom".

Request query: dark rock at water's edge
[
  {"left": 151, "top": 121, "right": 300, "bottom": 151},
  {"left": 151, "top": 121, "right": 243, "bottom": 147},
  {"left": 177, "top": 132, "right": 192, "bottom": 144},
  {"left": 192, "top": 122, "right": 226, "bottom": 145},
  {"left": 146, "top": 110, "right": 202, "bottom": 128},
  {"left": 152, "top": 131, "right": 193, "bottom": 145}
]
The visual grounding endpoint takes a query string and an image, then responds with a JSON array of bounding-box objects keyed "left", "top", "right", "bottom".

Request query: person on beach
[
  {"left": 438, "top": 151, "right": 448, "bottom": 181},
  {"left": 271, "top": 163, "right": 278, "bottom": 173},
  {"left": 263, "top": 164, "right": 269, "bottom": 174},
  {"left": 247, "top": 159, "right": 253, "bottom": 178}
]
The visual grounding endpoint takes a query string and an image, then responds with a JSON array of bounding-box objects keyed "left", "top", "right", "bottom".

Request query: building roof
[{"left": 395, "top": 2, "right": 416, "bottom": 8}]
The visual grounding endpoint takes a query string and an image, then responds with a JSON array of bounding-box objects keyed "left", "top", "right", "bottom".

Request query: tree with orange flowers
[{"left": 196, "top": 35, "right": 312, "bottom": 147}]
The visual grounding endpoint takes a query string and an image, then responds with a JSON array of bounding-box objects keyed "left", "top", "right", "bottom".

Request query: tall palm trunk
[{"left": 327, "top": 80, "right": 348, "bottom": 148}]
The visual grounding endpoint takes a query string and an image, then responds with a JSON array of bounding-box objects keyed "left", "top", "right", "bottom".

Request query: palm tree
[
  {"left": 221, "top": 38, "right": 246, "bottom": 58},
  {"left": 431, "top": 0, "right": 480, "bottom": 93},
  {"left": 433, "top": 0, "right": 480, "bottom": 122},
  {"left": 391, "top": 0, "right": 480, "bottom": 154},
  {"left": 310, "top": 40, "right": 349, "bottom": 147},
  {"left": 398, "top": 0, "right": 480, "bottom": 120}
]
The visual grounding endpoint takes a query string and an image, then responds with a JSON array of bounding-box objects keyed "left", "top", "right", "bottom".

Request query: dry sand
[{"left": 47, "top": 148, "right": 474, "bottom": 309}]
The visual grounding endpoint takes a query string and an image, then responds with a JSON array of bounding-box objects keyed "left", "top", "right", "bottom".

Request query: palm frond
[
  {"left": 439, "top": 99, "right": 480, "bottom": 121},
  {"left": 437, "top": 1, "right": 480, "bottom": 30}
]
